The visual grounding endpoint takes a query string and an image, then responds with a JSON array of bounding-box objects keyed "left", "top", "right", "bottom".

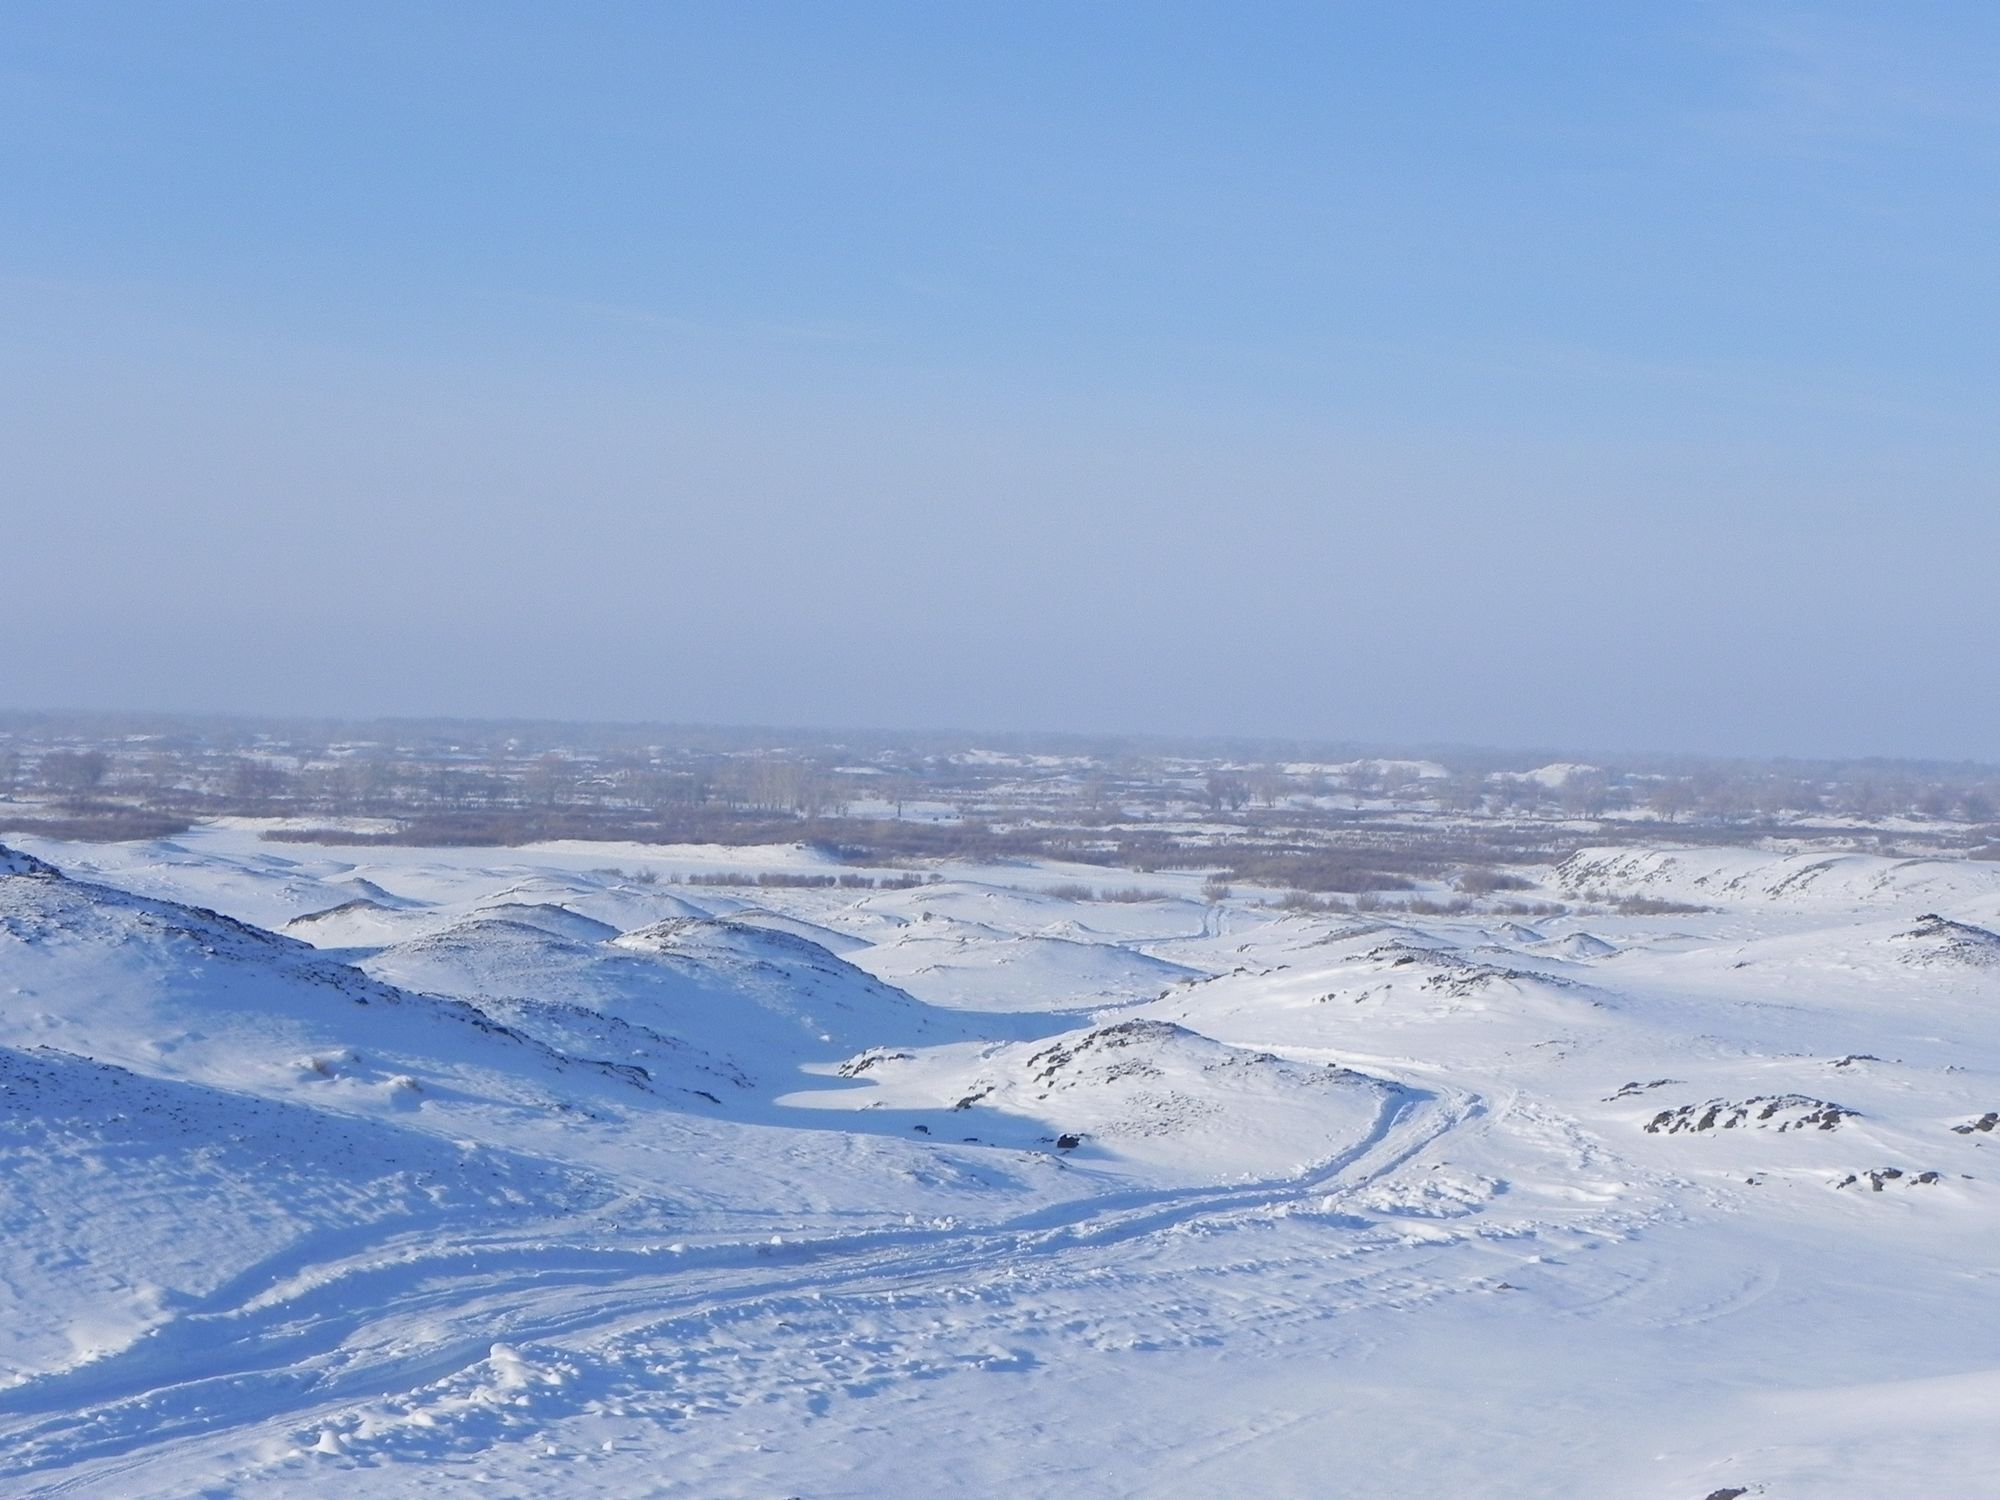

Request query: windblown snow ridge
[{"left": 0, "top": 845, "right": 651, "bottom": 1091}]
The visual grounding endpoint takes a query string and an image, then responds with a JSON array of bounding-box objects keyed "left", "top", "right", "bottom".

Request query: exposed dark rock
[
  {"left": 1646, "top": 1095, "right": 1856, "bottom": 1134},
  {"left": 1608, "top": 1077, "right": 1680, "bottom": 1100},
  {"left": 838, "top": 1049, "right": 914, "bottom": 1078},
  {"left": 1835, "top": 1167, "right": 1942, "bottom": 1191}
]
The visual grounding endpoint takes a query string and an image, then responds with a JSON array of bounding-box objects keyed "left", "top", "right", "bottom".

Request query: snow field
[{"left": 3, "top": 824, "right": 1998, "bottom": 1497}]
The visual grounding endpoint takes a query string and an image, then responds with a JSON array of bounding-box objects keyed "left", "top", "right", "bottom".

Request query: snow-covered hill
[
  {"left": 1556, "top": 844, "right": 2000, "bottom": 911},
  {"left": 0, "top": 848, "right": 642, "bottom": 1115},
  {"left": 789, "top": 1017, "right": 1401, "bottom": 1178},
  {"left": 4, "top": 826, "right": 2000, "bottom": 1498}
]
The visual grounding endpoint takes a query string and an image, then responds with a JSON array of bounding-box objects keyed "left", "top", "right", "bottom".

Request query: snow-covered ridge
[
  {"left": 791, "top": 1017, "right": 1399, "bottom": 1174},
  {"left": 0, "top": 843, "right": 648, "bottom": 1098},
  {"left": 0, "top": 845, "right": 58, "bottom": 879},
  {"left": 1554, "top": 845, "right": 2000, "bottom": 910}
]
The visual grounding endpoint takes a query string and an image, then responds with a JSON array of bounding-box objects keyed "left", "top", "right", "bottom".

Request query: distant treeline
[{"left": 3, "top": 714, "right": 1996, "bottom": 897}]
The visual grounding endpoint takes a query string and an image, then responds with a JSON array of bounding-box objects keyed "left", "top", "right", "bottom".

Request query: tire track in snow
[{"left": 1, "top": 1079, "right": 1470, "bottom": 1488}]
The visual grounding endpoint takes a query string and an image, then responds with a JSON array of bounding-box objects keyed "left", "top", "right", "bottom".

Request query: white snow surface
[
  {"left": 4, "top": 823, "right": 1999, "bottom": 1498},
  {"left": 1498, "top": 760, "right": 1601, "bottom": 788}
]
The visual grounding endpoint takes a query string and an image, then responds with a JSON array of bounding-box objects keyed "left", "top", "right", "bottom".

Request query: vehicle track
[{"left": 4, "top": 1075, "right": 1473, "bottom": 1492}]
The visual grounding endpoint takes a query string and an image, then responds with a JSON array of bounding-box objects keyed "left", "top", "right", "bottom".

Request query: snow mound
[
  {"left": 712, "top": 906, "right": 871, "bottom": 953},
  {"left": 1888, "top": 914, "right": 2000, "bottom": 967},
  {"left": 1021, "top": 1019, "right": 1320, "bottom": 1097},
  {"left": 384, "top": 914, "right": 604, "bottom": 970},
  {"left": 1544, "top": 932, "right": 1618, "bottom": 960},
  {"left": 994, "top": 1020, "right": 1396, "bottom": 1169},
  {"left": 616, "top": 914, "right": 867, "bottom": 969},
  {"left": 331, "top": 876, "right": 426, "bottom": 908},
  {"left": 278, "top": 895, "right": 436, "bottom": 949},
  {"left": 286, "top": 896, "right": 394, "bottom": 928},
  {"left": 1369, "top": 944, "right": 1589, "bottom": 1006},
  {"left": 797, "top": 1019, "right": 1398, "bottom": 1179},
  {"left": 470, "top": 902, "right": 619, "bottom": 943},
  {"left": 366, "top": 913, "right": 962, "bottom": 1093}
]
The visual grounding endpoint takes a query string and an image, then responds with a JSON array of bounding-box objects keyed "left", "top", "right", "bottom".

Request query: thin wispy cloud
[{"left": 1701, "top": 7, "right": 2000, "bottom": 157}]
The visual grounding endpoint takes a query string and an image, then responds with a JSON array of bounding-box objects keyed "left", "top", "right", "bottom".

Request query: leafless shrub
[
  {"left": 1613, "top": 895, "right": 1711, "bottom": 916},
  {"left": 1403, "top": 895, "right": 1475, "bottom": 916},
  {"left": 675, "top": 871, "right": 840, "bottom": 889},
  {"left": 1210, "top": 849, "right": 1420, "bottom": 894},
  {"left": 1102, "top": 885, "right": 1170, "bottom": 903},
  {"left": 0, "top": 810, "right": 190, "bottom": 842},
  {"left": 591, "top": 866, "right": 659, "bottom": 885},
  {"left": 1454, "top": 867, "right": 1535, "bottom": 895},
  {"left": 1273, "top": 890, "right": 1349, "bottom": 914}
]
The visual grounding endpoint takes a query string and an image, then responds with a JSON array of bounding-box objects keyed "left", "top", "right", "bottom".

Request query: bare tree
[
  {"left": 41, "top": 750, "right": 108, "bottom": 802},
  {"left": 1440, "top": 770, "right": 1489, "bottom": 815},
  {"left": 1647, "top": 778, "right": 1694, "bottom": 823},
  {"left": 226, "top": 756, "right": 291, "bottom": 810},
  {"left": 1559, "top": 771, "right": 1612, "bottom": 819},
  {"left": 1203, "top": 772, "right": 1250, "bottom": 813},
  {"left": 523, "top": 753, "right": 575, "bottom": 809}
]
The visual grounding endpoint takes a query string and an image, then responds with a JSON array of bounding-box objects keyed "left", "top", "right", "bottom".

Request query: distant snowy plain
[{"left": 3, "top": 826, "right": 1998, "bottom": 1497}]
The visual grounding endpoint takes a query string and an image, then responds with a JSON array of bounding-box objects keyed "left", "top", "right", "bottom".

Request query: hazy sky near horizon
[{"left": 5, "top": 3, "right": 1998, "bottom": 759}]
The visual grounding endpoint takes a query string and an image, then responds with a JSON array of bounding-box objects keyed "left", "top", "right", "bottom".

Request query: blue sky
[{"left": 5, "top": 3, "right": 1997, "bottom": 756}]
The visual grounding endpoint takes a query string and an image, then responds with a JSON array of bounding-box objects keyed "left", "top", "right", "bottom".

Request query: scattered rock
[
  {"left": 1608, "top": 1078, "right": 1680, "bottom": 1100},
  {"left": 1646, "top": 1095, "right": 1856, "bottom": 1134},
  {"left": 1834, "top": 1168, "right": 1943, "bottom": 1191},
  {"left": 838, "top": 1049, "right": 915, "bottom": 1078}
]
